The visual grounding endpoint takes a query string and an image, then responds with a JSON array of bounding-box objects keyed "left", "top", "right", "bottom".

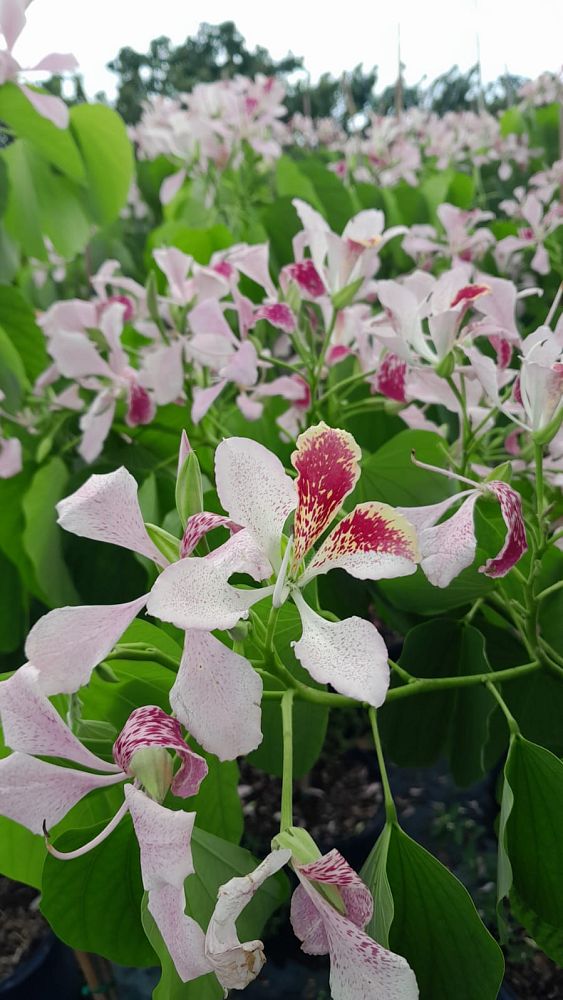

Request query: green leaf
[
  {"left": 275, "top": 156, "right": 323, "bottom": 212},
  {"left": 22, "top": 457, "right": 79, "bottom": 607},
  {"left": 0, "top": 817, "right": 45, "bottom": 888},
  {"left": 70, "top": 104, "right": 134, "bottom": 224},
  {"left": 504, "top": 735, "right": 563, "bottom": 960},
  {"left": 0, "top": 286, "right": 50, "bottom": 381},
  {"left": 352, "top": 430, "right": 454, "bottom": 507},
  {"left": 147, "top": 222, "right": 233, "bottom": 265},
  {"left": 0, "top": 553, "right": 26, "bottom": 653},
  {"left": 2, "top": 140, "right": 46, "bottom": 258},
  {"left": 358, "top": 823, "right": 394, "bottom": 947},
  {"left": 0, "top": 467, "right": 36, "bottom": 590},
  {"left": 499, "top": 106, "right": 525, "bottom": 137},
  {"left": 0, "top": 82, "right": 85, "bottom": 182},
  {"left": 362, "top": 824, "right": 504, "bottom": 1000},
  {"left": 261, "top": 196, "right": 300, "bottom": 269},
  {"left": 182, "top": 757, "right": 243, "bottom": 845},
  {"left": 19, "top": 143, "right": 90, "bottom": 257},
  {"left": 446, "top": 172, "right": 475, "bottom": 209},
  {"left": 0, "top": 323, "right": 28, "bottom": 410},
  {"left": 42, "top": 814, "right": 157, "bottom": 967},
  {"left": 380, "top": 621, "right": 494, "bottom": 785},
  {"left": 299, "top": 159, "right": 355, "bottom": 232},
  {"left": 247, "top": 602, "right": 329, "bottom": 778}
]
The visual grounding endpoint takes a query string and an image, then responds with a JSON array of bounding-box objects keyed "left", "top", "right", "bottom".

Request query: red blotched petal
[
  {"left": 304, "top": 502, "right": 419, "bottom": 584},
  {"left": 285, "top": 260, "right": 326, "bottom": 298},
  {"left": 480, "top": 482, "right": 527, "bottom": 578},
  {"left": 450, "top": 284, "right": 490, "bottom": 309},
  {"left": 291, "top": 423, "right": 361, "bottom": 568},
  {"left": 376, "top": 354, "right": 408, "bottom": 403},
  {"left": 113, "top": 706, "right": 207, "bottom": 798}
]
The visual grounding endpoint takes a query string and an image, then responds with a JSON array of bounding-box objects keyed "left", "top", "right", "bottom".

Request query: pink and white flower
[{"left": 148, "top": 424, "right": 419, "bottom": 707}]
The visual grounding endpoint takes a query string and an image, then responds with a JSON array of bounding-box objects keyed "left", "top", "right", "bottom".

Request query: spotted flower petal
[
  {"left": 302, "top": 502, "right": 419, "bottom": 585},
  {"left": 0, "top": 666, "right": 121, "bottom": 772},
  {"left": 114, "top": 707, "right": 207, "bottom": 798},
  {"left": 291, "top": 424, "right": 361, "bottom": 570},
  {"left": 57, "top": 468, "right": 167, "bottom": 567},
  {"left": 25, "top": 594, "right": 149, "bottom": 695},
  {"left": 215, "top": 437, "right": 296, "bottom": 568},
  {"left": 0, "top": 754, "right": 125, "bottom": 835},
  {"left": 172, "top": 631, "right": 262, "bottom": 761},
  {"left": 180, "top": 512, "right": 241, "bottom": 558},
  {"left": 480, "top": 482, "right": 527, "bottom": 578},
  {"left": 292, "top": 592, "right": 389, "bottom": 707}
]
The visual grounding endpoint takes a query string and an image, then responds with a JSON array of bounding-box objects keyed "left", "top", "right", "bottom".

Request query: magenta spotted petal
[
  {"left": 376, "top": 353, "right": 408, "bottom": 403},
  {"left": 114, "top": 706, "right": 207, "bottom": 798},
  {"left": 291, "top": 424, "right": 361, "bottom": 570},
  {"left": 180, "top": 512, "right": 241, "bottom": 558},
  {"left": 480, "top": 482, "right": 527, "bottom": 578},
  {"left": 303, "top": 502, "right": 419, "bottom": 584}
]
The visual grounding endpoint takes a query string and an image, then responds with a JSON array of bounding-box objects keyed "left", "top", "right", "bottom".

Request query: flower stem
[
  {"left": 280, "top": 690, "right": 295, "bottom": 831},
  {"left": 485, "top": 681, "right": 520, "bottom": 736},
  {"left": 369, "top": 708, "right": 397, "bottom": 823}
]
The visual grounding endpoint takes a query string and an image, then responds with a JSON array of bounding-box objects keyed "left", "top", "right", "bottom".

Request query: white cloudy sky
[{"left": 14, "top": 0, "right": 563, "bottom": 99}]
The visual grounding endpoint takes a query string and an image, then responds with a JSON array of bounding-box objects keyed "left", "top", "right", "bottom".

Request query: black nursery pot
[{"left": 0, "top": 932, "right": 83, "bottom": 1000}]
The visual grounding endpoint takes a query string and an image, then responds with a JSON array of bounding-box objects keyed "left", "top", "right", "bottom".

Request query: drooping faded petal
[
  {"left": 303, "top": 502, "right": 419, "bottom": 585},
  {"left": 172, "top": 631, "right": 262, "bottom": 760},
  {"left": 215, "top": 437, "right": 296, "bottom": 568},
  {"left": 298, "top": 849, "right": 374, "bottom": 929},
  {"left": 291, "top": 424, "right": 361, "bottom": 569},
  {"left": 25, "top": 595, "right": 149, "bottom": 695},
  {"left": 292, "top": 592, "right": 389, "bottom": 707},
  {"left": 0, "top": 753, "right": 125, "bottom": 835},
  {"left": 180, "top": 512, "right": 241, "bottom": 558},
  {"left": 290, "top": 884, "right": 329, "bottom": 954},
  {"left": 57, "top": 467, "right": 167, "bottom": 566},
  {"left": 0, "top": 665, "right": 121, "bottom": 771},
  {"left": 417, "top": 494, "right": 479, "bottom": 588},
  {"left": 293, "top": 869, "right": 418, "bottom": 1000},
  {"left": 205, "top": 849, "right": 291, "bottom": 990},
  {"left": 114, "top": 707, "right": 207, "bottom": 798},
  {"left": 147, "top": 548, "right": 272, "bottom": 633},
  {"left": 480, "top": 482, "right": 527, "bottom": 577}
]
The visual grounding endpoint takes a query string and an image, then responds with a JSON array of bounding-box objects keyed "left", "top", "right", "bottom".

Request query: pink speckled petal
[
  {"left": 25, "top": 594, "right": 149, "bottom": 695},
  {"left": 291, "top": 424, "right": 361, "bottom": 569},
  {"left": 298, "top": 849, "right": 373, "bottom": 929},
  {"left": 215, "top": 437, "right": 296, "bottom": 568},
  {"left": 172, "top": 631, "right": 262, "bottom": 760},
  {"left": 115, "top": 707, "right": 207, "bottom": 798},
  {"left": 57, "top": 467, "right": 167, "bottom": 566},
  {"left": 290, "top": 884, "right": 329, "bottom": 954},
  {"left": 0, "top": 753, "right": 125, "bottom": 835},
  {"left": 0, "top": 666, "right": 120, "bottom": 771},
  {"left": 480, "top": 482, "right": 527, "bottom": 578},
  {"left": 292, "top": 861, "right": 418, "bottom": 1000},
  {"left": 292, "top": 592, "right": 389, "bottom": 707},
  {"left": 303, "top": 502, "right": 419, "bottom": 585},
  {"left": 147, "top": 884, "right": 210, "bottom": 982},
  {"left": 205, "top": 849, "right": 291, "bottom": 990},
  {"left": 417, "top": 494, "right": 479, "bottom": 588},
  {"left": 180, "top": 512, "right": 241, "bottom": 558}
]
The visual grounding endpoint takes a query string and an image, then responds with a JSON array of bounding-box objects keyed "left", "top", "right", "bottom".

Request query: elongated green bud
[
  {"left": 145, "top": 270, "right": 161, "bottom": 327},
  {"left": 176, "top": 450, "right": 204, "bottom": 528},
  {"left": 435, "top": 352, "right": 456, "bottom": 378},
  {"left": 272, "top": 827, "right": 346, "bottom": 913},
  {"left": 129, "top": 747, "right": 173, "bottom": 803},
  {"left": 145, "top": 523, "right": 180, "bottom": 563},
  {"left": 331, "top": 277, "right": 364, "bottom": 311}
]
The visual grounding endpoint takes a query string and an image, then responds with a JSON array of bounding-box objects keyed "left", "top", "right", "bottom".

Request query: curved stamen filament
[{"left": 44, "top": 795, "right": 129, "bottom": 860}]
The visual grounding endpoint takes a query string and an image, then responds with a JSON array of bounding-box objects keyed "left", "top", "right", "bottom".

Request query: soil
[
  {"left": 0, "top": 877, "right": 49, "bottom": 983},
  {"left": 240, "top": 711, "right": 563, "bottom": 1000}
]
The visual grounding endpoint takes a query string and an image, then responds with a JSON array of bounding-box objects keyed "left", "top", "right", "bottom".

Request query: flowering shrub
[{"left": 0, "top": 3, "right": 562, "bottom": 998}]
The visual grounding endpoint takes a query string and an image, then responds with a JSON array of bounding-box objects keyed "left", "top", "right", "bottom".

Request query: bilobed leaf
[
  {"left": 352, "top": 430, "right": 454, "bottom": 507},
  {"left": 504, "top": 735, "right": 563, "bottom": 960},
  {"left": 380, "top": 621, "right": 495, "bottom": 785},
  {"left": 70, "top": 104, "right": 134, "bottom": 224},
  {"left": 366, "top": 824, "right": 505, "bottom": 1000},
  {"left": 22, "top": 457, "right": 78, "bottom": 607},
  {"left": 42, "top": 814, "right": 157, "bottom": 967},
  {"left": 0, "top": 817, "right": 45, "bottom": 889}
]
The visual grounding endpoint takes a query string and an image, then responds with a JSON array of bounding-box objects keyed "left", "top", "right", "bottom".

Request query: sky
[{"left": 14, "top": 0, "right": 563, "bottom": 100}]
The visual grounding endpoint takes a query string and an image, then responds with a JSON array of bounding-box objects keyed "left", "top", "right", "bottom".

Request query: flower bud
[
  {"left": 145, "top": 523, "right": 181, "bottom": 563},
  {"left": 331, "top": 277, "right": 364, "bottom": 311},
  {"left": 176, "top": 450, "right": 204, "bottom": 528},
  {"left": 435, "top": 351, "right": 456, "bottom": 378},
  {"left": 128, "top": 746, "right": 174, "bottom": 803}
]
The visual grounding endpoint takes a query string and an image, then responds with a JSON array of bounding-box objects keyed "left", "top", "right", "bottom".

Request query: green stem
[
  {"left": 369, "top": 708, "right": 397, "bottom": 823},
  {"left": 486, "top": 681, "right": 520, "bottom": 735},
  {"left": 280, "top": 690, "right": 295, "bottom": 831},
  {"left": 534, "top": 442, "right": 546, "bottom": 549},
  {"left": 264, "top": 605, "right": 281, "bottom": 659},
  {"left": 317, "top": 366, "right": 379, "bottom": 405},
  {"left": 536, "top": 579, "right": 563, "bottom": 602},
  {"left": 107, "top": 646, "right": 179, "bottom": 673}
]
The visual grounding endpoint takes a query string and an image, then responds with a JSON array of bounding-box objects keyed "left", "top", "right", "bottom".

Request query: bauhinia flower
[
  {"left": 508, "top": 321, "right": 563, "bottom": 441},
  {"left": 23, "top": 457, "right": 267, "bottom": 762},
  {"left": 148, "top": 423, "right": 419, "bottom": 707},
  {"left": 290, "top": 848, "right": 418, "bottom": 999},
  {"left": 397, "top": 458, "right": 527, "bottom": 588}
]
